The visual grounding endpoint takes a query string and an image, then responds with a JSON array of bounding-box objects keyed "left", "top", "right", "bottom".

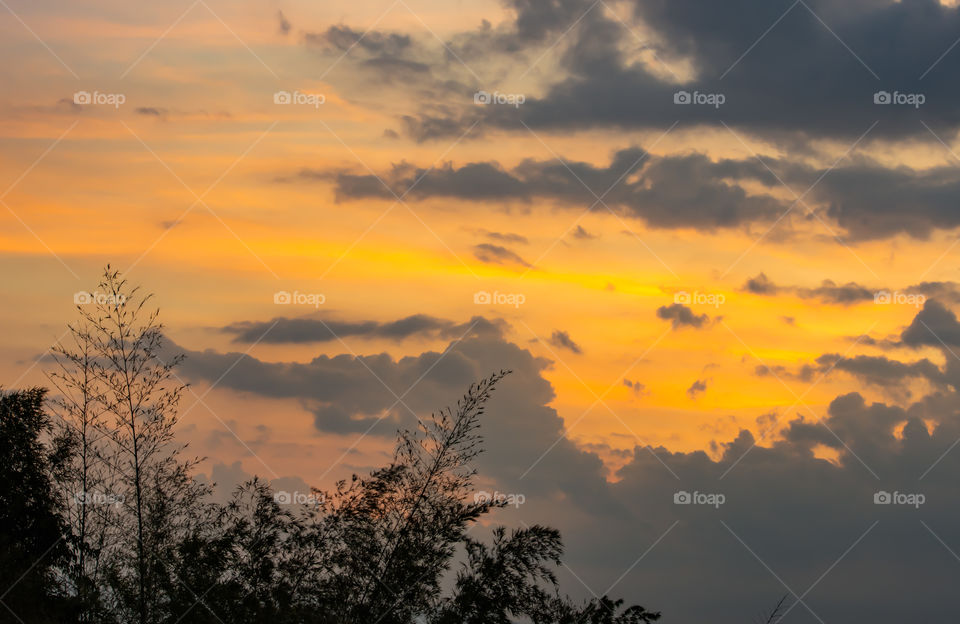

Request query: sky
[{"left": 4, "top": 0, "right": 960, "bottom": 621}]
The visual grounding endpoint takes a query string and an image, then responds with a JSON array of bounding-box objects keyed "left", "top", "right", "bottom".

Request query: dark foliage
[
  {"left": 0, "top": 268, "right": 660, "bottom": 623},
  {"left": 0, "top": 388, "right": 73, "bottom": 623}
]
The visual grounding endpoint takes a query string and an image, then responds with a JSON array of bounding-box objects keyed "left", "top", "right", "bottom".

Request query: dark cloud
[
  {"left": 480, "top": 229, "right": 528, "bottom": 245},
  {"left": 571, "top": 225, "right": 596, "bottom": 240},
  {"left": 656, "top": 303, "right": 709, "bottom": 329},
  {"left": 901, "top": 299, "right": 960, "bottom": 348},
  {"left": 134, "top": 107, "right": 166, "bottom": 117},
  {"left": 221, "top": 314, "right": 498, "bottom": 344},
  {"left": 165, "top": 301, "right": 960, "bottom": 622},
  {"left": 401, "top": 0, "right": 960, "bottom": 143},
  {"left": 325, "top": 149, "right": 784, "bottom": 232},
  {"left": 305, "top": 25, "right": 414, "bottom": 58},
  {"left": 743, "top": 274, "right": 896, "bottom": 305},
  {"left": 306, "top": 145, "right": 960, "bottom": 240},
  {"left": 686, "top": 378, "right": 708, "bottom": 399},
  {"left": 755, "top": 362, "right": 817, "bottom": 383},
  {"left": 817, "top": 353, "right": 949, "bottom": 398},
  {"left": 548, "top": 330, "right": 582, "bottom": 354},
  {"left": 797, "top": 279, "right": 874, "bottom": 305},
  {"left": 277, "top": 10, "right": 291, "bottom": 36},
  {"left": 473, "top": 243, "right": 532, "bottom": 268},
  {"left": 623, "top": 378, "right": 647, "bottom": 396},
  {"left": 742, "top": 272, "right": 778, "bottom": 295},
  {"left": 906, "top": 281, "right": 960, "bottom": 305}
]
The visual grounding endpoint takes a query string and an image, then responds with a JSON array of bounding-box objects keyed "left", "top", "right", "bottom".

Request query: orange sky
[{"left": 2, "top": 0, "right": 959, "bottom": 488}]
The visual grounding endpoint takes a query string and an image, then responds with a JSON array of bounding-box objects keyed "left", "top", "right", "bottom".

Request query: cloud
[
  {"left": 686, "top": 378, "right": 708, "bottom": 399},
  {"left": 548, "top": 330, "right": 582, "bottom": 354},
  {"left": 656, "top": 303, "right": 709, "bottom": 329},
  {"left": 571, "top": 225, "right": 596, "bottom": 240},
  {"left": 797, "top": 280, "right": 874, "bottom": 305},
  {"left": 742, "top": 272, "right": 778, "bottom": 295},
  {"left": 473, "top": 243, "right": 532, "bottom": 268},
  {"left": 742, "top": 274, "right": 942, "bottom": 305},
  {"left": 134, "top": 107, "right": 166, "bottom": 117},
  {"left": 393, "top": 0, "right": 960, "bottom": 144},
  {"left": 221, "top": 314, "right": 498, "bottom": 344},
  {"left": 303, "top": 25, "right": 430, "bottom": 79},
  {"left": 303, "top": 145, "right": 960, "bottom": 241},
  {"left": 623, "top": 378, "right": 647, "bottom": 396},
  {"left": 324, "top": 149, "right": 784, "bottom": 232},
  {"left": 277, "top": 10, "right": 291, "bottom": 36},
  {"left": 901, "top": 299, "right": 960, "bottom": 348},
  {"left": 479, "top": 229, "right": 528, "bottom": 245},
  {"left": 168, "top": 302, "right": 960, "bottom": 622}
]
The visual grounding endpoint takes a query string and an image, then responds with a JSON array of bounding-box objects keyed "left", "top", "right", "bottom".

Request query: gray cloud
[
  {"left": 656, "top": 303, "right": 709, "bottom": 329},
  {"left": 221, "top": 314, "right": 498, "bottom": 344},
  {"left": 686, "top": 378, "right": 708, "bottom": 399},
  {"left": 480, "top": 229, "right": 529, "bottom": 245},
  {"left": 473, "top": 243, "right": 532, "bottom": 268},
  {"left": 548, "top": 330, "right": 582, "bottom": 354},
  {"left": 742, "top": 274, "right": 956, "bottom": 305},
  {"left": 902, "top": 299, "right": 960, "bottom": 348},
  {"left": 742, "top": 272, "right": 778, "bottom": 295},
  {"left": 397, "top": 0, "right": 960, "bottom": 144},
  {"left": 324, "top": 149, "right": 784, "bottom": 232},
  {"left": 169, "top": 301, "right": 960, "bottom": 622},
  {"left": 571, "top": 225, "right": 596, "bottom": 240}
]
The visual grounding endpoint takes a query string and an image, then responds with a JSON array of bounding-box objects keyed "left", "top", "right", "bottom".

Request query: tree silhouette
[
  {"left": 0, "top": 388, "right": 72, "bottom": 623},
  {"left": 0, "top": 267, "right": 661, "bottom": 623}
]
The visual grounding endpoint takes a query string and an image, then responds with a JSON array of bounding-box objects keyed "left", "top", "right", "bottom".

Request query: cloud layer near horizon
[{"left": 169, "top": 299, "right": 960, "bottom": 622}]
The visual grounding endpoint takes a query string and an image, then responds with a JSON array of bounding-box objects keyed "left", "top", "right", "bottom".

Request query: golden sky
[{"left": 2, "top": 0, "right": 959, "bottom": 487}]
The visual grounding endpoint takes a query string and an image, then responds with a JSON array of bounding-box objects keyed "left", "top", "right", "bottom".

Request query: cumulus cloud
[
  {"left": 391, "top": 0, "right": 960, "bottom": 144},
  {"left": 656, "top": 303, "right": 709, "bottom": 329},
  {"left": 686, "top": 378, "right": 708, "bottom": 399},
  {"left": 168, "top": 302, "right": 960, "bottom": 622}
]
